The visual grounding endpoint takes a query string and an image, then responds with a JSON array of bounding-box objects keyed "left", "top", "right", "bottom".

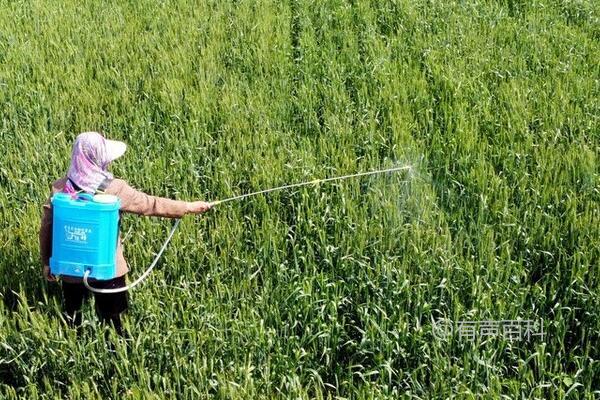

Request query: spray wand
[{"left": 83, "top": 165, "right": 411, "bottom": 293}]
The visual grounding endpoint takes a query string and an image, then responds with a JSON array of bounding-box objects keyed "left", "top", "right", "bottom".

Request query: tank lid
[{"left": 93, "top": 194, "right": 119, "bottom": 204}]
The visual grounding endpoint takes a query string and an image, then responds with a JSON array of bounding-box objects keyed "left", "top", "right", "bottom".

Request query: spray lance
[{"left": 72, "top": 165, "right": 411, "bottom": 293}]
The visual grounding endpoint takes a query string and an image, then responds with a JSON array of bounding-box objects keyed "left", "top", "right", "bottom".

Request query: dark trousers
[{"left": 62, "top": 275, "right": 128, "bottom": 336}]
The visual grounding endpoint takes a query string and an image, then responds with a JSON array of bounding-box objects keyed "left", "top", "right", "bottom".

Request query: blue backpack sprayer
[
  {"left": 49, "top": 165, "right": 411, "bottom": 294},
  {"left": 50, "top": 192, "right": 121, "bottom": 280}
]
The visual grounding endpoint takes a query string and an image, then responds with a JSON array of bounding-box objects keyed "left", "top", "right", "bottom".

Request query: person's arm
[
  {"left": 39, "top": 197, "right": 56, "bottom": 281},
  {"left": 110, "top": 179, "right": 212, "bottom": 218}
]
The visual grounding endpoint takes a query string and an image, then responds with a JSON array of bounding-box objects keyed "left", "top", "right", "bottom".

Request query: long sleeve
[
  {"left": 39, "top": 198, "right": 53, "bottom": 266},
  {"left": 108, "top": 179, "right": 189, "bottom": 218}
]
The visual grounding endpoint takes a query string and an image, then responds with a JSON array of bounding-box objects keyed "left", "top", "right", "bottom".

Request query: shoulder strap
[
  {"left": 67, "top": 178, "right": 83, "bottom": 192},
  {"left": 96, "top": 177, "right": 113, "bottom": 193}
]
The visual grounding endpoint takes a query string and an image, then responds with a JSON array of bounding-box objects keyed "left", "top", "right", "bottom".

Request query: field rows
[{"left": 0, "top": 0, "right": 598, "bottom": 398}]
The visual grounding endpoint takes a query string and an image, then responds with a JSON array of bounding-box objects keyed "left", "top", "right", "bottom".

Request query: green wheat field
[{"left": 0, "top": 0, "right": 598, "bottom": 398}]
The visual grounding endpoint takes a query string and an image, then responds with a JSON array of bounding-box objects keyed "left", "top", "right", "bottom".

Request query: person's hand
[
  {"left": 186, "top": 201, "right": 214, "bottom": 214},
  {"left": 43, "top": 265, "right": 56, "bottom": 282}
]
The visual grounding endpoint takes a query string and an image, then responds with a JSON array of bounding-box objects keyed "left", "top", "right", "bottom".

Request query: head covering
[{"left": 63, "top": 132, "right": 127, "bottom": 194}]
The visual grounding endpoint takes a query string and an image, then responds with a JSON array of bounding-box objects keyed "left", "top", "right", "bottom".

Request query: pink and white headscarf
[{"left": 64, "top": 132, "right": 127, "bottom": 194}]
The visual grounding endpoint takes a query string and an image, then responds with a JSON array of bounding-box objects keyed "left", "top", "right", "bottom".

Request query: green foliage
[{"left": 0, "top": 0, "right": 598, "bottom": 398}]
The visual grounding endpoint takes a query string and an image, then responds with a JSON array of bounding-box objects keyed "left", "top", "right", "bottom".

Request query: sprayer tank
[{"left": 49, "top": 193, "right": 121, "bottom": 280}]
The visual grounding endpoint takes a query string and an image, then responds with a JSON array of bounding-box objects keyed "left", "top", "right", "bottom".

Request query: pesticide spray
[{"left": 80, "top": 165, "right": 412, "bottom": 293}]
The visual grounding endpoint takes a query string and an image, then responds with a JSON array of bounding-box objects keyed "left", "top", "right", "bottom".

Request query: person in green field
[{"left": 39, "top": 131, "right": 213, "bottom": 336}]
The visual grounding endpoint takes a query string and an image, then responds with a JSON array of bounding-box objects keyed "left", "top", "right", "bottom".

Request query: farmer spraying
[
  {"left": 39, "top": 131, "right": 213, "bottom": 336},
  {"left": 39, "top": 131, "right": 411, "bottom": 337}
]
